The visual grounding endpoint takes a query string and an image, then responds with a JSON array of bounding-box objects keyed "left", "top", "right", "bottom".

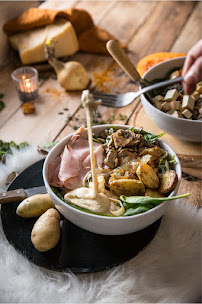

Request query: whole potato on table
[
  {"left": 31, "top": 208, "right": 61, "bottom": 252},
  {"left": 16, "top": 193, "right": 55, "bottom": 218}
]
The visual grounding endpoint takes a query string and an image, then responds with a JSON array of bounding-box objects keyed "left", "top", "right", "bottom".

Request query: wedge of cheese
[{"left": 9, "top": 18, "right": 79, "bottom": 64}]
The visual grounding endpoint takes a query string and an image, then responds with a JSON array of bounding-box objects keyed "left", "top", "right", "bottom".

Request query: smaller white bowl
[
  {"left": 141, "top": 57, "right": 202, "bottom": 142},
  {"left": 43, "top": 124, "right": 182, "bottom": 235}
]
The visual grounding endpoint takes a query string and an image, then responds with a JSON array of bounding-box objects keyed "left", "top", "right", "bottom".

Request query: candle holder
[{"left": 11, "top": 67, "right": 38, "bottom": 102}]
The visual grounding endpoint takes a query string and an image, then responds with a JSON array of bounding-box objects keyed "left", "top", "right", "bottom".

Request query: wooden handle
[
  {"left": 0, "top": 189, "right": 26, "bottom": 204},
  {"left": 106, "top": 40, "right": 141, "bottom": 83}
]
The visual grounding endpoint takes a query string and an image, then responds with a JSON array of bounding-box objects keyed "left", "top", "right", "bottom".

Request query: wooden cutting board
[{"left": 133, "top": 104, "right": 202, "bottom": 178}]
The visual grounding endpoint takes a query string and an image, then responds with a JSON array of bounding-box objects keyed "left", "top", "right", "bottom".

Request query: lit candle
[{"left": 11, "top": 67, "right": 38, "bottom": 102}]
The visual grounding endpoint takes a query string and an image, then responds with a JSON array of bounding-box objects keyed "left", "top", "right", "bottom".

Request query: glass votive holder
[{"left": 11, "top": 67, "right": 38, "bottom": 102}]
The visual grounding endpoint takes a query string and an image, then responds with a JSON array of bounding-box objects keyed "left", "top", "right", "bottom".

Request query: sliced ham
[
  {"left": 48, "top": 156, "right": 62, "bottom": 187},
  {"left": 48, "top": 126, "right": 104, "bottom": 189}
]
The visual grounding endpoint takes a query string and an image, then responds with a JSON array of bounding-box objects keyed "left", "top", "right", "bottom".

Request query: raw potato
[
  {"left": 145, "top": 189, "right": 164, "bottom": 198},
  {"left": 136, "top": 163, "right": 159, "bottom": 189},
  {"left": 31, "top": 208, "right": 61, "bottom": 252},
  {"left": 16, "top": 193, "right": 55, "bottom": 218},
  {"left": 109, "top": 179, "right": 145, "bottom": 197},
  {"left": 159, "top": 170, "right": 178, "bottom": 193},
  {"left": 56, "top": 61, "right": 89, "bottom": 91}
]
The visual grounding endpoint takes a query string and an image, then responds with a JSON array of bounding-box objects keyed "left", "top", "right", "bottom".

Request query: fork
[{"left": 92, "top": 76, "right": 183, "bottom": 108}]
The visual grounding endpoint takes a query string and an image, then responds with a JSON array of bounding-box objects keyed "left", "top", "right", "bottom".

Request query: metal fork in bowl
[{"left": 92, "top": 76, "right": 183, "bottom": 108}]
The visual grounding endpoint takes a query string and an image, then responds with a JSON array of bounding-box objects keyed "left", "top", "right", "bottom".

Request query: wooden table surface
[{"left": 0, "top": 0, "right": 201, "bottom": 206}]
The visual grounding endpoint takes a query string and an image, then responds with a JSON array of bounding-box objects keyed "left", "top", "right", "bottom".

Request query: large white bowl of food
[
  {"left": 43, "top": 91, "right": 187, "bottom": 235},
  {"left": 141, "top": 57, "right": 202, "bottom": 142}
]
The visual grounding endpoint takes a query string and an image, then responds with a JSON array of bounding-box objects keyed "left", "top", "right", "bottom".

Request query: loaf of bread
[{"left": 9, "top": 18, "right": 79, "bottom": 64}]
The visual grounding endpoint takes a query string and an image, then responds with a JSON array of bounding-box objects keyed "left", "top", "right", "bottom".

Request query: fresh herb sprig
[
  {"left": 120, "top": 193, "right": 190, "bottom": 216},
  {"left": 0, "top": 140, "right": 29, "bottom": 162},
  {"left": 93, "top": 138, "right": 103, "bottom": 144},
  {"left": 128, "top": 127, "right": 166, "bottom": 145},
  {"left": 0, "top": 93, "right": 5, "bottom": 112},
  {"left": 143, "top": 131, "right": 166, "bottom": 145}
]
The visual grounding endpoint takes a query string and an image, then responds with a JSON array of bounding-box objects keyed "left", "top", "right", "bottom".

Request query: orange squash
[{"left": 137, "top": 52, "right": 187, "bottom": 77}]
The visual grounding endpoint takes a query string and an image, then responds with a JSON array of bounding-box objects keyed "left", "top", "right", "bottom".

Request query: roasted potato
[
  {"left": 139, "top": 146, "right": 162, "bottom": 158},
  {"left": 145, "top": 189, "right": 164, "bottom": 198},
  {"left": 136, "top": 163, "right": 159, "bottom": 189},
  {"left": 31, "top": 208, "right": 61, "bottom": 252},
  {"left": 21, "top": 102, "right": 35, "bottom": 114},
  {"left": 16, "top": 193, "right": 55, "bottom": 218},
  {"left": 159, "top": 170, "right": 178, "bottom": 193},
  {"left": 109, "top": 178, "right": 145, "bottom": 197}
]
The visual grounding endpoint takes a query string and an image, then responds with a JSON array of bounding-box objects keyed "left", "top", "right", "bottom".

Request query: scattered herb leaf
[
  {"left": 0, "top": 140, "right": 29, "bottom": 162},
  {"left": 0, "top": 101, "right": 5, "bottom": 111},
  {"left": 41, "top": 142, "right": 57, "bottom": 151}
]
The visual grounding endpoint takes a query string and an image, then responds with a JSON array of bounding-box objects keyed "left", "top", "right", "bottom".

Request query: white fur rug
[{"left": 0, "top": 146, "right": 201, "bottom": 303}]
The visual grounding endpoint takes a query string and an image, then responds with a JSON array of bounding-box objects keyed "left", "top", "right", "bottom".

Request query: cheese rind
[
  {"left": 9, "top": 19, "right": 79, "bottom": 64},
  {"left": 152, "top": 95, "right": 164, "bottom": 102}
]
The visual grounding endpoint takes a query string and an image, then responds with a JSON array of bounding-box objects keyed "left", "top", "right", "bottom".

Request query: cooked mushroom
[
  {"left": 118, "top": 149, "right": 136, "bottom": 165},
  {"left": 105, "top": 149, "right": 118, "bottom": 168},
  {"left": 112, "top": 129, "right": 134, "bottom": 148}
]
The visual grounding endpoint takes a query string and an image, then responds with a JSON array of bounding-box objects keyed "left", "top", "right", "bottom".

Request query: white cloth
[{"left": 0, "top": 147, "right": 201, "bottom": 303}]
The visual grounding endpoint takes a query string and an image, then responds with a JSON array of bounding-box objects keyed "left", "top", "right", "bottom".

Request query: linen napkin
[{"left": 3, "top": 7, "right": 126, "bottom": 55}]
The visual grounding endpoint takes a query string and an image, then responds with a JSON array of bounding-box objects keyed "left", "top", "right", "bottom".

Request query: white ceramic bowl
[
  {"left": 43, "top": 124, "right": 182, "bottom": 235},
  {"left": 141, "top": 57, "right": 202, "bottom": 142}
]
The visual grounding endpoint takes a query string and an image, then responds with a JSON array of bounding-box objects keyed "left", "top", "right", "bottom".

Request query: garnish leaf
[
  {"left": 169, "top": 155, "right": 176, "bottom": 164},
  {"left": 158, "top": 164, "right": 167, "bottom": 173},
  {"left": 120, "top": 193, "right": 190, "bottom": 215},
  {"left": 143, "top": 132, "right": 166, "bottom": 145},
  {"left": 93, "top": 137, "right": 103, "bottom": 144}
]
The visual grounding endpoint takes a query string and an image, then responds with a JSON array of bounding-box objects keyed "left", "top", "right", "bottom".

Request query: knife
[{"left": 0, "top": 186, "right": 47, "bottom": 205}]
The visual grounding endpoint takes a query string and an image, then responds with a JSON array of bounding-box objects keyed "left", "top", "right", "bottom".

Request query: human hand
[{"left": 182, "top": 39, "right": 202, "bottom": 95}]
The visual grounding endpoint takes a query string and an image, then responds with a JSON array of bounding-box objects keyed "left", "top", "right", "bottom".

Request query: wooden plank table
[{"left": 0, "top": 0, "right": 201, "bottom": 207}]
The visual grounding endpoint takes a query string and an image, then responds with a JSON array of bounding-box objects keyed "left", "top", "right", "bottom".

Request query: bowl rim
[
  {"left": 43, "top": 124, "right": 182, "bottom": 221},
  {"left": 142, "top": 56, "right": 202, "bottom": 124}
]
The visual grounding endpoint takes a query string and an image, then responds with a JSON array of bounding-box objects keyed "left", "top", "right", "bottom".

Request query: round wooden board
[{"left": 133, "top": 105, "right": 202, "bottom": 172}]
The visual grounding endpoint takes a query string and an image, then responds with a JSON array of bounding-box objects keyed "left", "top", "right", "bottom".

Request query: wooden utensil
[
  {"left": 0, "top": 186, "right": 46, "bottom": 204},
  {"left": 106, "top": 40, "right": 142, "bottom": 83}
]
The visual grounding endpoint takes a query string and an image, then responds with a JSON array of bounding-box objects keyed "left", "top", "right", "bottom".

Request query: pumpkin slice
[{"left": 137, "top": 52, "right": 187, "bottom": 77}]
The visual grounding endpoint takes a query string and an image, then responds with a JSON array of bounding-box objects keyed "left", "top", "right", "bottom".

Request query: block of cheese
[
  {"left": 161, "top": 101, "right": 171, "bottom": 112},
  {"left": 181, "top": 95, "right": 195, "bottom": 112},
  {"left": 164, "top": 89, "right": 179, "bottom": 102},
  {"left": 182, "top": 109, "right": 192, "bottom": 119},
  {"left": 153, "top": 99, "right": 162, "bottom": 110},
  {"left": 9, "top": 18, "right": 79, "bottom": 64},
  {"left": 170, "top": 100, "right": 181, "bottom": 111},
  {"left": 191, "top": 91, "right": 200, "bottom": 101},
  {"left": 169, "top": 110, "right": 184, "bottom": 118},
  {"left": 152, "top": 95, "right": 164, "bottom": 102}
]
